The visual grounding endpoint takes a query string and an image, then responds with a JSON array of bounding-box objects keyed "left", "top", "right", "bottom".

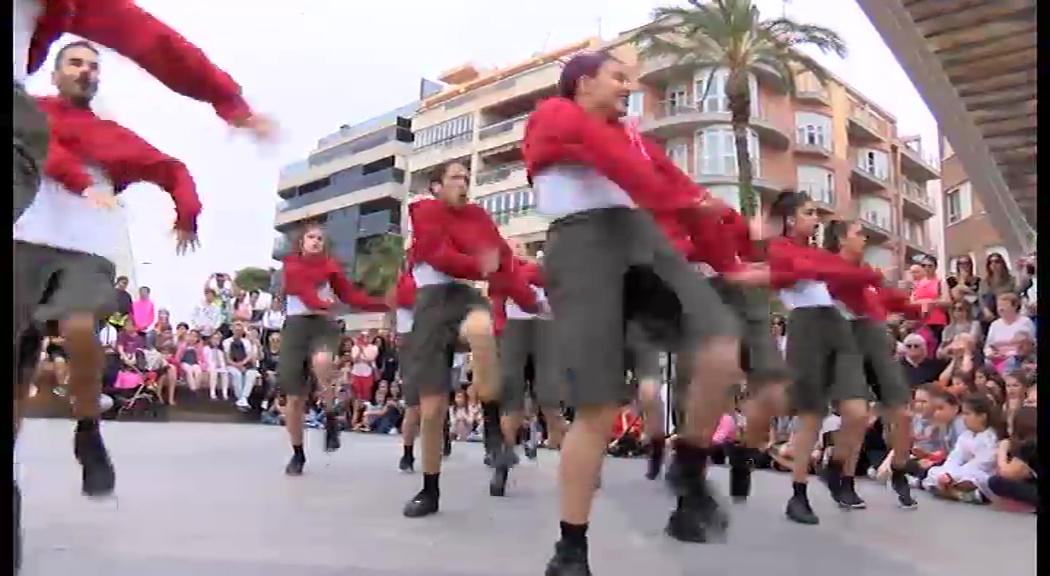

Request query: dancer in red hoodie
[
  {"left": 487, "top": 242, "right": 565, "bottom": 497},
  {"left": 524, "top": 52, "right": 758, "bottom": 573},
  {"left": 400, "top": 162, "right": 542, "bottom": 519},
  {"left": 278, "top": 222, "right": 388, "bottom": 475},
  {"left": 823, "top": 219, "right": 920, "bottom": 510}
]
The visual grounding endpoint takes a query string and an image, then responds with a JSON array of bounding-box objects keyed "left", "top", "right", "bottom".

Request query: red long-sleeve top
[
  {"left": 281, "top": 253, "right": 387, "bottom": 313},
  {"left": 490, "top": 259, "right": 546, "bottom": 335},
  {"left": 394, "top": 271, "right": 416, "bottom": 310},
  {"left": 35, "top": 96, "right": 202, "bottom": 231},
  {"left": 28, "top": 0, "right": 253, "bottom": 124},
  {"left": 765, "top": 236, "right": 884, "bottom": 291},
  {"left": 408, "top": 198, "right": 539, "bottom": 313}
]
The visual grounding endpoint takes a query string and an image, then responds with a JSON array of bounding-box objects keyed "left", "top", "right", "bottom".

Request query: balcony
[
  {"left": 472, "top": 161, "right": 527, "bottom": 197},
  {"left": 900, "top": 139, "right": 940, "bottom": 182},
  {"left": 794, "top": 87, "right": 831, "bottom": 106},
  {"left": 847, "top": 103, "right": 886, "bottom": 142},
  {"left": 478, "top": 113, "right": 528, "bottom": 142},
  {"left": 858, "top": 208, "right": 893, "bottom": 243},
  {"left": 640, "top": 101, "right": 790, "bottom": 149},
  {"left": 901, "top": 225, "right": 936, "bottom": 260},
  {"left": 274, "top": 167, "right": 406, "bottom": 227},
  {"left": 900, "top": 179, "right": 936, "bottom": 220},
  {"left": 411, "top": 133, "right": 473, "bottom": 173},
  {"left": 850, "top": 156, "right": 891, "bottom": 192}
]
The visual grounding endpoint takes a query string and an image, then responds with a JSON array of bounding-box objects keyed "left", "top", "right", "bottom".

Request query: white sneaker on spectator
[{"left": 235, "top": 398, "right": 249, "bottom": 409}]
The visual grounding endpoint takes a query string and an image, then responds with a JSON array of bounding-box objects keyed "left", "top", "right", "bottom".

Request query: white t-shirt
[
  {"left": 351, "top": 344, "right": 377, "bottom": 377},
  {"left": 984, "top": 315, "right": 1036, "bottom": 357}
]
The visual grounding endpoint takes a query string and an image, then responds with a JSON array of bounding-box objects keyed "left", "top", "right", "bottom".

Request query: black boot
[
  {"left": 398, "top": 445, "right": 415, "bottom": 473},
  {"left": 837, "top": 476, "right": 867, "bottom": 509},
  {"left": 645, "top": 437, "right": 665, "bottom": 480},
  {"left": 14, "top": 481, "right": 21, "bottom": 575},
  {"left": 323, "top": 412, "right": 341, "bottom": 452},
  {"left": 488, "top": 444, "right": 516, "bottom": 497},
  {"left": 544, "top": 539, "right": 591, "bottom": 576},
  {"left": 403, "top": 473, "right": 440, "bottom": 518},
  {"left": 818, "top": 457, "right": 845, "bottom": 506},
  {"left": 665, "top": 443, "right": 729, "bottom": 543},
  {"left": 727, "top": 445, "right": 755, "bottom": 502},
  {"left": 891, "top": 467, "right": 918, "bottom": 509},
  {"left": 285, "top": 445, "right": 306, "bottom": 476},
  {"left": 74, "top": 419, "right": 115, "bottom": 497},
  {"left": 785, "top": 482, "right": 820, "bottom": 525}
]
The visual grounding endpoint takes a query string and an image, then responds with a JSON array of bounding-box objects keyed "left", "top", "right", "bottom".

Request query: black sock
[
  {"left": 650, "top": 437, "right": 666, "bottom": 458},
  {"left": 673, "top": 440, "right": 708, "bottom": 477},
  {"left": 292, "top": 444, "right": 305, "bottom": 459},
  {"left": 792, "top": 481, "right": 808, "bottom": 498},
  {"left": 402, "top": 444, "right": 414, "bottom": 459},
  {"left": 75, "top": 418, "right": 99, "bottom": 434},
  {"left": 422, "top": 472, "right": 440, "bottom": 496},
  {"left": 559, "top": 521, "right": 588, "bottom": 546}
]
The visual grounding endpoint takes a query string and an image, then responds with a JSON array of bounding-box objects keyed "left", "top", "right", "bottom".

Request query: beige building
[{"left": 404, "top": 29, "right": 942, "bottom": 275}]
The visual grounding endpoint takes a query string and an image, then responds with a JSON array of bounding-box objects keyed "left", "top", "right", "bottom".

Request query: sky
[{"left": 24, "top": 0, "right": 939, "bottom": 322}]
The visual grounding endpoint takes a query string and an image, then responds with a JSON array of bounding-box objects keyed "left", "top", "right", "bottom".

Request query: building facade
[{"left": 402, "top": 31, "right": 941, "bottom": 275}]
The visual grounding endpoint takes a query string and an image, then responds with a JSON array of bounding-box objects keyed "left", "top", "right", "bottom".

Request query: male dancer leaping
[
  {"left": 524, "top": 52, "right": 766, "bottom": 574},
  {"left": 278, "top": 221, "right": 388, "bottom": 475},
  {"left": 400, "top": 162, "right": 541, "bottom": 518}
]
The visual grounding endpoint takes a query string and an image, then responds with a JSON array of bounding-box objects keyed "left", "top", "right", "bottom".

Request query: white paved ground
[{"left": 16, "top": 420, "right": 1036, "bottom": 576}]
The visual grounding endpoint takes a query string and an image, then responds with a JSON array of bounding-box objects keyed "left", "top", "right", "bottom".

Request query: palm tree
[
  {"left": 354, "top": 233, "right": 405, "bottom": 295},
  {"left": 635, "top": 0, "right": 846, "bottom": 217}
]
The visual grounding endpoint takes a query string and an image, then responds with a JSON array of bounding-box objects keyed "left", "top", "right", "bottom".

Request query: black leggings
[{"left": 986, "top": 475, "right": 1039, "bottom": 508}]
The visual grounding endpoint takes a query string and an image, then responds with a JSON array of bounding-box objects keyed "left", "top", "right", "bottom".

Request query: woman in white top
[
  {"left": 984, "top": 292, "right": 1036, "bottom": 372},
  {"left": 260, "top": 296, "right": 285, "bottom": 341}
]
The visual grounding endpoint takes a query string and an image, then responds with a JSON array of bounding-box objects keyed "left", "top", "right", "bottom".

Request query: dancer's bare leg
[{"left": 63, "top": 313, "right": 115, "bottom": 497}]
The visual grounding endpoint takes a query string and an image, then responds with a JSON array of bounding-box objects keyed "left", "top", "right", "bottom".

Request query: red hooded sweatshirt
[
  {"left": 408, "top": 198, "right": 539, "bottom": 314},
  {"left": 490, "top": 258, "right": 546, "bottom": 336},
  {"left": 281, "top": 253, "right": 387, "bottom": 313}
]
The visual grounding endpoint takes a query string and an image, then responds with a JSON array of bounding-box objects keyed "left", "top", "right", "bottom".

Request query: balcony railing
[
  {"left": 900, "top": 180, "right": 932, "bottom": 206},
  {"left": 475, "top": 161, "right": 526, "bottom": 186},
  {"left": 654, "top": 100, "right": 768, "bottom": 122},
  {"left": 849, "top": 103, "right": 884, "bottom": 133},
  {"left": 276, "top": 167, "right": 405, "bottom": 213},
  {"left": 478, "top": 114, "right": 529, "bottom": 140},
  {"left": 854, "top": 156, "right": 890, "bottom": 182},
  {"left": 860, "top": 209, "right": 892, "bottom": 231}
]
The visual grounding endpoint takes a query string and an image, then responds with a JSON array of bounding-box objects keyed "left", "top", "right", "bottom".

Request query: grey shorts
[
  {"left": 277, "top": 314, "right": 341, "bottom": 397},
  {"left": 711, "top": 280, "right": 791, "bottom": 386},
  {"left": 499, "top": 318, "right": 561, "bottom": 412},
  {"left": 785, "top": 307, "right": 869, "bottom": 414},
  {"left": 401, "top": 283, "right": 488, "bottom": 406},
  {"left": 626, "top": 321, "right": 663, "bottom": 384},
  {"left": 544, "top": 207, "right": 739, "bottom": 409},
  {"left": 852, "top": 319, "right": 910, "bottom": 408},
  {"left": 14, "top": 82, "right": 48, "bottom": 223}
]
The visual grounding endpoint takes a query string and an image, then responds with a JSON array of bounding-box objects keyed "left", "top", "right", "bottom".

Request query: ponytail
[
  {"left": 823, "top": 219, "right": 851, "bottom": 253},
  {"left": 769, "top": 189, "right": 809, "bottom": 237}
]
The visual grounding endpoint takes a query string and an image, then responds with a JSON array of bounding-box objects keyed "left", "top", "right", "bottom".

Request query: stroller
[{"left": 107, "top": 349, "right": 164, "bottom": 420}]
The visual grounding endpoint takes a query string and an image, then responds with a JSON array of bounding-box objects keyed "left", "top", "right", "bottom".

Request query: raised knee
[{"left": 459, "top": 310, "right": 493, "bottom": 341}]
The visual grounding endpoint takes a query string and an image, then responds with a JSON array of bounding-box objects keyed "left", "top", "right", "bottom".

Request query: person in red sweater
[
  {"left": 759, "top": 190, "right": 886, "bottom": 525},
  {"left": 488, "top": 243, "right": 564, "bottom": 497},
  {"left": 400, "top": 161, "right": 542, "bottom": 519},
  {"left": 523, "top": 52, "right": 756, "bottom": 571},
  {"left": 823, "top": 219, "right": 920, "bottom": 510},
  {"left": 278, "top": 222, "right": 387, "bottom": 475}
]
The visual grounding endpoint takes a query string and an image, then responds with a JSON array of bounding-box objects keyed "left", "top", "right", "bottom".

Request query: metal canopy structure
[{"left": 856, "top": 0, "right": 1036, "bottom": 255}]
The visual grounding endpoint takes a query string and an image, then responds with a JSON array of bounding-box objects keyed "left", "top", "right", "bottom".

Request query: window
[
  {"left": 626, "top": 90, "right": 645, "bottom": 117},
  {"left": 665, "top": 139, "right": 689, "bottom": 173},
  {"left": 856, "top": 148, "right": 889, "bottom": 180},
  {"left": 863, "top": 246, "right": 895, "bottom": 270},
  {"left": 796, "top": 165, "right": 834, "bottom": 206},
  {"left": 704, "top": 185, "right": 759, "bottom": 214},
  {"left": 693, "top": 68, "right": 759, "bottom": 116},
  {"left": 945, "top": 182, "right": 972, "bottom": 224},
  {"left": 903, "top": 219, "right": 926, "bottom": 245},
  {"left": 696, "top": 127, "right": 760, "bottom": 177},
  {"left": 665, "top": 84, "right": 687, "bottom": 115},
  {"left": 794, "top": 112, "right": 831, "bottom": 149},
  {"left": 414, "top": 113, "right": 474, "bottom": 151},
  {"left": 858, "top": 195, "right": 892, "bottom": 230},
  {"left": 476, "top": 187, "right": 536, "bottom": 225}
]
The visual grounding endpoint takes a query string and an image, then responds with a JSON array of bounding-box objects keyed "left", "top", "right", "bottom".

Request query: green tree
[
  {"left": 635, "top": 0, "right": 846, "bottom": 216},
  {"left": 354, "top": 233, "right": 405, "bottom": 295},
  {"left": 234, "top": 266, "right": 273, "bottom": 292}
]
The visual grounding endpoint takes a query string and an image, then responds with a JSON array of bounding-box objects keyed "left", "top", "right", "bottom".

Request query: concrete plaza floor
[{"left": 16, "top": 419, "right": 1036, "bottom": 576}]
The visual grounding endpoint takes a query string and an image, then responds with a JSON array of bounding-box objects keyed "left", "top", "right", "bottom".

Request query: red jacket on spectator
[
  {"left": 408, "top": 198, "right": 539, "bottom": 314},
  {"left": 28, "top": 0, "right": 253, "bottom": 123},
  {"left": 490, "top": 258, "right": 545, "bottom": 336},
  {"left": 281, "top": 253, "right": 387, "bottom": 313},
  {"left": 35, "top": 96, "right": 203, "bottom": 231}
]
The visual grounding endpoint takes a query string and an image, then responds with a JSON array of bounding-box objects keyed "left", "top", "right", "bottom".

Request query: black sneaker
[
  {"left": 838, "top": 477, "right": 867, "bottom": 509},
  {"left": 665, "top": 481, "right": 730, "bottom": 543},
  {"left": 323, "top": 419, "right": 341, "bottom": 453},
  {"left": 785, "top": 492, "right": 820, "bottom": 525},
  {"left": 14, "top": 481, "right": 22, "bottom": 575},
  {"left": 544, "top": 540, "right": 591, "bottom": 576},
  {"left": 398, "top": 453, "right": 415, "bottom": 473},
  {"left": 818, "top": 459, "right": 845, "bottom": 507},
  {"left": 489, "top": 465, "right": 510, "bottom": 497},
  {"left": 285, "top": 454, "right": 305, "bottom": 476},
  {"left": 402, "top": 489, "right": 439, "bottom": 518},
  {"left": 524, "top": 443, "right": 539, "bottom": 460},
  {"left": 891, "top": 469, "right": 918, "bottom": 510},
  {"left": 74, "top": 426, "right": 115, "bottom": 498},
  {"left": 727, "top": 445, "right": 754, "bottom": 502}
]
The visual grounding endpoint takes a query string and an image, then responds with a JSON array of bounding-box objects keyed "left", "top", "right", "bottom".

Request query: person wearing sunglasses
[
  {"left": 978, "top": 253, "right": 1017, "bottom": 327},
  {"left": 909, "top": 257, "right": 951, "bottom": 347}
]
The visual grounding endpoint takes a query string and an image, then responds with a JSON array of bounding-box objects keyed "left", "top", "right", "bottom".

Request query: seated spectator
[
  {"left": 936, "top": 332, "right": 977, "bottom": 388},
  {"left": 229, "top": 285, "right": 254, "bottom": 325},
  {"left": 985, "top": 405, "right": 1038, "bottom": 513},
  {"left": 889, "top": 386, "right": 961, "bottom": 483},
  {"left": 147, "top": 309, "right": 175, "bottom": 350},
  {"left": 349, "top": 334, "right": 378, "bottom": 402},
  {"left": 203, "top": 332, "right": 229, "bottom": 400},
  {"left": 922, "top": 393, "right": 1002, "bottom": 502},
  {"left": 900, "top": 333, "right": 947, "bottom": 388},
  {"left": 937, "top": 300, "right": 982, "bottom": 360},
  {"left": 258, "top": 331, "right": 281, "bottom": 399},
  {"left": 984, "top": 293, "right": 1036, "bottom": 373},
  {"left": 1002, "top": 371, "right": 1031, "bottom": 424},
  {"left": 175, "top": 330, "right": 206, "bottom": 394},
  {"left": 223, "top": 322, "right": 260, "bottom": 409},
  {"left": 362, "top": 382, "right": 402, "bottom": 434},
  {"left": 131, "top": 286, "right": 156, "bottom": 334},
  {"left": 1001, "top": 331, "right": 1037, "bottom": 375},
  {"left": 116, "top": 320, "right": 146, "bottom": 359},
  {"left": 975, "top": 367, "right": 1006, "bottom": 401},
  {"left": 190, "top": 288, "right": 224, "bottom": 338},
  {"left": 608, "top": 402, "right": 644, "bottom": 458},
  {"left": 260, "top": 296, "right": 285, "bottom": 341},
  {"left": 260, "top": 393, "right": 286, "bottom": 426},
  {"left": 978, "top": 253, "right": 1016, "bottom": 326},
  {"left": 144, "top": 343, "right": 178, "bottom": 404},
  {"left": 449, "top": 389, "right": 480, "bottom": 441}
]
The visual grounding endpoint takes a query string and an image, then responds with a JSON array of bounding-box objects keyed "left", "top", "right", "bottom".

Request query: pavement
[{"left": 16, "top": 419, "right": 1036, "bottom": 576}]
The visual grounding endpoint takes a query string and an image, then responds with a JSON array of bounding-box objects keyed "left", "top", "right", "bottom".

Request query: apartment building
[
  {"left": 403, "top": 33, "right": 941, "bottom": 275},
  {"left": 939, "top": 136, "right": 1017, "bottom": 275}
]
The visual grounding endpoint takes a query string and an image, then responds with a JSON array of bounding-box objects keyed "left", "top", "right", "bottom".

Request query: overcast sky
[{"left": 24, "top": 0, "right": 937, "bottom": 322}]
